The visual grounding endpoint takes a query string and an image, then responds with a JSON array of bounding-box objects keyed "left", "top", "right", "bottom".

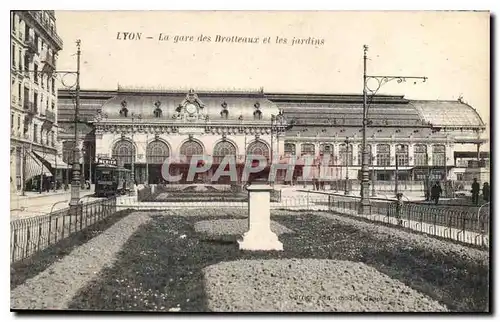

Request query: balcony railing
[{"left": 42, "top": 53, "right": 56, "bottom": 71}]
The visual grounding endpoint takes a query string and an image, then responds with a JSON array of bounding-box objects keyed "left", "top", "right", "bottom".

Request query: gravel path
[
  {"left": 203, "top": 259, "right": 449, "bottom": 312},
  {"left": 194, "top": 219, "right": 294, "bottom": 236},
  {"left": 11, "top": 212, "right": 151, "bottom": 310},
  {"left": 312, "top": 212, "right": 489, "bottom": 264}
]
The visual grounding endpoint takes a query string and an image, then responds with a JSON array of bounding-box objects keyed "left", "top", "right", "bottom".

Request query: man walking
[
  {"left": 431, "top": 181, "right": 443, "bottom": 205},
  {"left": 482, "top": 182, "right": 490, "bottom": 203},
  {"left": 471, "top": 178, "right": 480, "bottom": 205}
]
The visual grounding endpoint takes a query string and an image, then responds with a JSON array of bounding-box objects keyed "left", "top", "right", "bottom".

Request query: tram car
[{"left": 94, "top": 157, "right": 132, "bottom": 197}]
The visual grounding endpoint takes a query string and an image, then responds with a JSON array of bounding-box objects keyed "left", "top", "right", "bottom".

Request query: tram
[{"left": 94, "top": 157, "right": 132, "bottom": 197}]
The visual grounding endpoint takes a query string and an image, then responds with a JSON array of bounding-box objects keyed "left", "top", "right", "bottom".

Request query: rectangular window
[
  {"left": 33, "top": 124, "right": 38, "bottom": 142},
  {"left": 18, "top": 48, "right": 22, "bottom": 70},
  {"left": 51, "top": 131, "right": 55, "bottom": 146},
  {"left": 33, "top": 92, "right": 38, "bottom": 112},
  {"left": 11, "top": 114, "right": 14, "bottom": 129},
  {"left": 11, "top": 43, "right": 15, "bottom": 67},
  {"left": 51, "top": 78, "right": 55, "bottom": 95},
  {"left": 17, "top": 115, "right": 20, "bottom": 129},
  {"left": 413, "top": 145, "right": 428, "bottom": 163},
  {"left": 301, "top": 143, "right": 315, "bottom": 155},
  {"left": 339, "top": 144, "right": 353, "bottom": 166},
  {"left": 284, "top": 143, "right": 296, "bottom": 156},
  {"left": 376, "top": 144, "right": 391, "bottom": 167},
  {"left": 432, "top": 145, "right": 446, "bottom": 166},
  {"left": 34, "top": 63, "right": 38, "bottom": 83},
  {"left": 24, "top": 25, "right": 29, "bottom": 41},
  {"left": 24, "top": 86, "right": 29, "bottom": 106},
  {"left": 24, "top": 54, "right": 29, "bottom": 73},
  {"left": 396, "top": 144, "right": 409, "bottom": 167}
]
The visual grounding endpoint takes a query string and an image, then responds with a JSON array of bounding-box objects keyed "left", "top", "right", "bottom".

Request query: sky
[{"left": 54, "top": 11, "right": 490, "bottom": 126}]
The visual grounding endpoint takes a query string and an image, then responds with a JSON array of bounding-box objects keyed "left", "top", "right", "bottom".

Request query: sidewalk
[{"left": 11, "top": 184, "right": 95, "bottom": 201}]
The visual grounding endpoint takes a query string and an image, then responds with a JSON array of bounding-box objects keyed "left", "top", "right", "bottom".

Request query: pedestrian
[
  {"left": 431, "top": 181, "right": 442, "bottom": 205},
  {"left": 482, "top": 182, "right": 490, "bottom": 203},
  {"left": 471, "top": 178, "right": 480, "bottom": 205}
]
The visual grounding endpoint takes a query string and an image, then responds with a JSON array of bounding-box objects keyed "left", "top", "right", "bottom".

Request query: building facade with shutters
[
  {"left": 57, "top": 87, "right": 489, "bottom": 186},
  {"left": 10, "top": 10, "right": 67, "bottom": 193}
]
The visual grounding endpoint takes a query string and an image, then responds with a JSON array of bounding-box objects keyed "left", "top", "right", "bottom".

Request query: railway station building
[{"left": 57, "top": 87, "right": 489, "bottom": 187}]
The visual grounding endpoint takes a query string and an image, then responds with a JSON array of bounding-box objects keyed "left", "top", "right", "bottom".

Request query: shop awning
[
  {"left": 25, "top": 152, "right": 52, "bottom": 180},
  {"left": 33, "top": 151, "right": 69, "bottom": 169}
]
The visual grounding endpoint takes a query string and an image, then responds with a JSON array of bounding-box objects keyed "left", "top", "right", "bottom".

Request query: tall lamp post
[
  {"left": 371, "top": 153, "right": 376, "bottom": 197},
  {"left": 395, "top": 147, "right": 400, "bottom": 196},
  {"left": 344, "top": 137, "right": 350, "bottom": 195},
  {"left": 359, "top": 45, "right": 427, "bottom": 214}
]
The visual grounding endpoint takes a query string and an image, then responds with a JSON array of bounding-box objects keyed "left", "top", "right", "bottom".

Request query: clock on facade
[{"left": 186, "top": 103, "right": 197, "bottom": 115}]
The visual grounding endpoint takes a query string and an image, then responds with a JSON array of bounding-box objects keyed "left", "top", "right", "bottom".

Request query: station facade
[{"left": 57, "top": 87, "right": 489, "bottom": 186}]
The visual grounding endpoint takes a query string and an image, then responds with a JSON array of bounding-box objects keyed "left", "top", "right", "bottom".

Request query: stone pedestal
[{"left": 238, "top": 180, "right": 283, "bottom": 251}]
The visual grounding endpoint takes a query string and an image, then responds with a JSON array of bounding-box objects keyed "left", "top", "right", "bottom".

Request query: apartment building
[{"left": 10, "top": 10, "right": 67, "bottom": 193}]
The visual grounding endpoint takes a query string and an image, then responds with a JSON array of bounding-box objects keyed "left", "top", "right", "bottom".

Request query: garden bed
[
  {"left": 10, "top": 209, "right": 134, "bottom": 290},
  {"left": 64, "top": 209, "right": 489, "bottom": 312}
]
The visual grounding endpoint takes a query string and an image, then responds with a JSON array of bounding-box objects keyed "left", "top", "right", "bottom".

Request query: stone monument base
[{"left": 238, "top": 229, "right": 283, "bottom": 251}]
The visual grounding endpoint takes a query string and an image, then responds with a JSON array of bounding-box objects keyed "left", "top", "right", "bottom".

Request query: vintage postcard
[{"left": 9, "top": 10, "right": 490, "bottom": 313}]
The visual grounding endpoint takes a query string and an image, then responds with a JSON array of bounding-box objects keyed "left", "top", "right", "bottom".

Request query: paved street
[{"left": 10, "top": 186, "right": 99, "bottom": 220}]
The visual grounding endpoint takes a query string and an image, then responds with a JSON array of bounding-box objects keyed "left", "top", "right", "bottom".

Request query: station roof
[
  {"left": 57, "top": 89, "right": 486, "bottom": 130},
  {"left": 266, "top": 93, "right": 486, "bottom": 129}
]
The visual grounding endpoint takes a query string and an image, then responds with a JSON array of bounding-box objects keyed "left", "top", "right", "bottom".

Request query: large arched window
[
  {"left": 246, "top": 140, "right": 269, "bottom": 158},
  {"left": 284, "top": 143, "right": 296, "bottom": 156},
  {"left": 396, "top": 144, "right": 409, "bottom": 166},
  {"left": 213, "top": 140, "right": 237, "bottom": 163},
  {"left": 357, "top": 144, "right": 372, "bottom": 165},
  {"left": 414, "top": 144, "right": 428, "bottom": 166},
  {"left": 146, "top": 140, "right": 170, "bottom": 164},
  {"left": 432, "top": 144, "right": 446, "bottom": 166},
  {"left": 376, "top": 144, "right": 390, "bottom": 167},
  {"left": 339, "top": 143, "right": 353, "bottom": 165},
  {"left": 180, "top": 140, "right": 204, "bottom": 156},
  {"left": 112, "top": 140, "right": 135, "bottom": 166}
]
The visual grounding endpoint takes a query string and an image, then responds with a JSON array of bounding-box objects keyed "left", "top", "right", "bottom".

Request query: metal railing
[
  {"left": 321, "top": 192, "right": 490, "bottom": 248},
  {"left": 10, "top": 197, "right": 117, "bottom": 264}
]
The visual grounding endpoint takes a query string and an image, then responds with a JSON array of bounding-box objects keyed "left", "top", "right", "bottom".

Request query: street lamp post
[
  {"left": 344, "top": 137, "right": 350, "bottom": 195},
  {"left": 371, "top": 153, "right": 376, "bottom": 197},
  {"left": 395, "top": 149, "right": 399, "bottom": 196},
  {"left": 271, "top": 115, "right": 275, "bottom": 167},
  {"left": 69, "top": 40, "right": 82, "bottom": 213},
  {"left": 359, "top": 45, "right": 427, "bottom": 214}
]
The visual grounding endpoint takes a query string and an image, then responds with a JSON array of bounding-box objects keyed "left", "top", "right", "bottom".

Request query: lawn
[{"left": 66, "top": 208, "right": 489, "bottom": 312}]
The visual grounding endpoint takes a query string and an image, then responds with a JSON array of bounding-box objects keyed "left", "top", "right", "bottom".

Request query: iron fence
[
  {"left": 10, "top": 197, "right": 117, "bottom": 264},
  {"left": 321, "top": 193, "right": 490, "bottom": 248}
]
